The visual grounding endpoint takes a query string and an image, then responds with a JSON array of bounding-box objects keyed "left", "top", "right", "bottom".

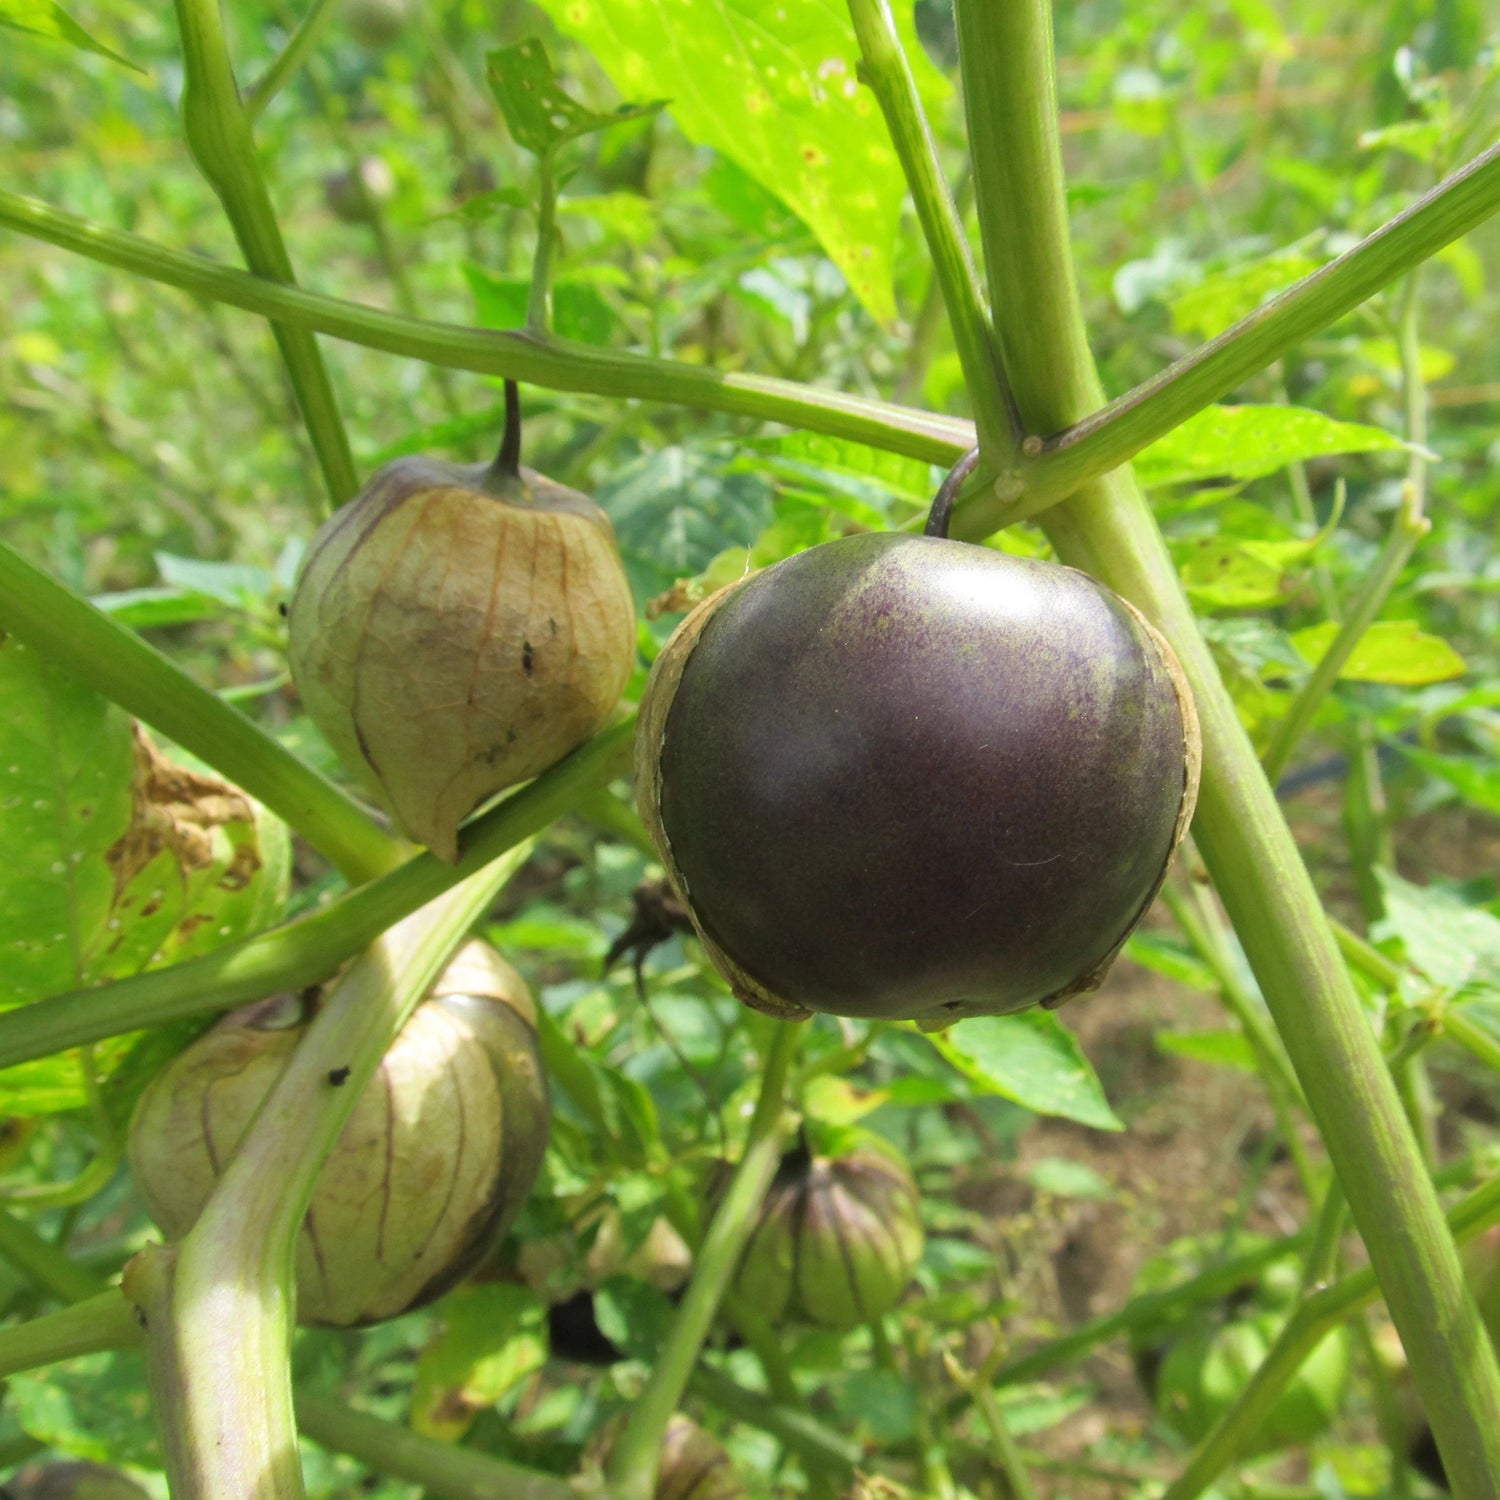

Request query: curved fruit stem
[
  {"left": 483, "top": 379, "right": 524, "bottom": 488},
  {"left": 604, "top": 1021, "right": 801, "bottom": 1500},
  {"left": 0, "top": 189, "right": 971, "bottom": 467},
  {"left": 124, "top": 848, "right": 532, "bottom": 1499},
  {"left": 952, "top": 3, "right": 1500, "bottom": 1493},
  {"left": 924, "top": 446, "right": 981, "bottom": 539},
  {"left": 0, "top": 719, "right": 633, "bottom": 1071},
  {"left": 0, "top": 540, "right": 402, "bottom": 886},
  {"left": 173, "top": 0, "right": 357, "bottom": 511}
]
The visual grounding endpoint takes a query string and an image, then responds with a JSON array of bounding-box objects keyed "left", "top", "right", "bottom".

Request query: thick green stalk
[
  {"left": 1005, "top": 140, "right": 1500, "bottom": 520},
  {"left": 604, "top": 1022, "right": 800, "bottom": 1500},
  {"left": 173, "top": 0, "right": 357, "bottom": 507},
  {"left": 952, "top": 4, "right": 1500, "bottom": 1492},
  {"left": 0, "top": 190, "right": 970, "bottom": 466},
  {"left": 845, "top": 0, "right": 1017, "bottom": 467},
  {"left": 295, "top": 1394, "right": 575, "bottom": 1500},
  {"left": 1262, "top": 485, "right": 1429, "bottom": 782},
  {"left": 0, "top": 540, "right": 401, "bottom": 885},
  {"left": 1161, "top": 1171, "right": 1500, "bottom": 1500},
  {"left": 0, "top": 1291, "right": 140, "bottom": 1379},
  {"left": 123, "top": 851, "right": 529, "bottom": 1499},
  {"left": 0, "top": 719, "right": 633, "bottom": 1070}
]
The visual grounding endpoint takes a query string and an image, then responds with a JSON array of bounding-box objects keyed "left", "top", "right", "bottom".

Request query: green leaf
[
  {"left": 0, "top": 0, "right": 143, "bottom": 71},
  {"left": 1023, "top": 1157, "right": 1113, "bottom": 1199},
  {"left": 1178, "top": 536, "right": 1314, "bottom": 610},
  {"left": 1399, "top": 746, "right": 1500, "bottom": 819},
  {"left": 7, "top": 1349, "right": 158, "bottom": 1465},
  {"left": 0, "top": 635, "right": 137, "bottom": 1013},
  {"left": 1169, "top": 248, "right": 1324, "bottom": 341},
  {"left": 463, "top": 263, "right": 617, "bottom": 344},
  {"left": 1374, "top": 869, "right": 1500, "bottom": 994},
  {"left": 0, "top": 638, "right": 290, "bottom": 1113},
  {"left": 1289, "top": 620, "right": 1466, "bottom": 685},
  {"left": 529, "top": 0, "right": 906, "bottom": 323},
  {"left": 411, "top": 1284, "right": 548, "bottom": 1441},
  {"left": 487, "top": 38, "right": 666, "bottom": 157},
  {"left": 1124, "top": 930, "right": 1219, "bottom": 992},
  {"left": 1135, "top": 404, "right": 1403, "bottom": 489},
  {"left": 153, "top": 553, "right": 272, "bottom": 609},
  {"left": 91, "top": 587, "right": 227, "bottom": 628},
  {"left": 925, "top": 1013, "right": 1122, "bottom": 1131},
  {"left": 1156, "top": 1028, "right": 1259, "bottom": 1073}
]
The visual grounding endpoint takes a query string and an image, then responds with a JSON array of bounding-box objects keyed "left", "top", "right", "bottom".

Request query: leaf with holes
[
  {"left": 488, "top": 38, "right": 666, "bottom": 157},
  {"left": 530, "top": 0, "right": 908, "bottom": 323}
]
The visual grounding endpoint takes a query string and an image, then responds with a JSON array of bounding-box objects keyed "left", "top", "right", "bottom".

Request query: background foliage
[{"left": 1, "top": 0, "right": 1500, "bottom": 1495}]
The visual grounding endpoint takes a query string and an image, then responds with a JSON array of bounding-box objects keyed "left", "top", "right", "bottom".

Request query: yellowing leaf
[
  {"left": 530, "top": 0, "right": 906, "bottom": 323},
  {"left": 1289, "top": 620, "right": 1466, "bottom": 685},
  {"left": 1137, "top": 404, "right": 1403, "bottom": 489}
]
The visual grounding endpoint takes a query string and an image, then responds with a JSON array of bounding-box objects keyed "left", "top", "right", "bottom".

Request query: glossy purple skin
[{"left": 655, "top": 533, "right": 1188, "bottom": 1022}]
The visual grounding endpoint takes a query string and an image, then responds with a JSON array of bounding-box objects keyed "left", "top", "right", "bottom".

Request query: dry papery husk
[
  {"left": 127, "top": 940, "right": 548, "bottom": 1327},
  {"left": 289, "top": 442, "right": 636, "bottom": 862}
]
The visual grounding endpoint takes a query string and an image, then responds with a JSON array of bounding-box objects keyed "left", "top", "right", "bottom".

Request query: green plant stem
[
  {"left": 1352, "top": 1309, "right": 1415, "bottom": 1500},
  {"left": 605, "top": 1022, "right": 800, "bottom": 1500},
  {"left": 970, "top": 1383, "right": 1041, "bottom": 1500},
  {"left": 245, "top": 0, "right": 342, "bottom": 122},
  {"left": 0, "top": 1290, "right": 140, "bottom": 1379},
  {"left": 294, "top": 1394, "right": 574, "bottom": 1500},
  {"left": 0, "top": 717, "right": 632, "bottom": 1071},
  {"left": 1004, "top": 140, "right": 1500, "bottom": 523},
  {"left": 123, "top": 850, "right": 530, "bottom": 1500},
  {"left": 1302, "top": 1185, "right": 1347, "bottom": 1290},
  {"left": 1160, "top": 1170, "right": 1500, "bottom": 1500},
  {"left": 0, "top": 540, "right": 401, "bottom": 885},
  {"left": 845, "top": 0, "right": 1017, "bottom": 470},
  {"left": 173, "top": 0, "right": 357, "bottom": 509},
  {"left": 687, "top": 1363, "right": 861, "bottom": 1477},
  {"left": 953, "top": 4, "right": 1500, "bottom": 1491},
  {"left": 528, "top": 152, "right": 558, "bottom": 335},
  {"left": 0, "top": 1206, "right": 113, "bottom": 1306},
  {"left": 723, "top": 1291, "right": 800, "bottom": 1404},
  {"left": 1443, "top": 1007, "right": 1500, "bottom": 1076},
  {"left": 4, "top": 1046, "right": 122, "bottom": 1210},
  {"left": 1344, "top": 716, "right": 1393, "bottom": 923},
  {"left": 0, "top": 190, "right": 971, "bottom": 466},
  {"left": 1159, "top": 875, "right": 1318, "bottom": 1198},
  {"left": 1262, "top": 484, "right": 1430, "bottom": 785}
]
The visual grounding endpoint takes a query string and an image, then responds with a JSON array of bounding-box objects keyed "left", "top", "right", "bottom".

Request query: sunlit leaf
[
  {"left": 1374, "top": 870, "right": 1500, "bottom": 994},
  {"left": 925, "top": 1013, "right": 1122, "bottom": 1130},
  {"left": 487, "top": 38, "right": 666, "bottom": 157},
  {"left": 0, "top": 0, "right": 141, "bottom": 71},
  {"left": 530, "top": 0, "right": 907, "bottom": 323},
  {"left": 1399, "top": 746, "right": 1500, "bottom": 818},
  {"left": 1289, "top": 620, "right": 1466, "bottom": 685},
  {"left": 1136, "top": 404, "right": 1403, "bottom": 489},
  {"left": 1156, "top": 1028, "right": 1259, "bottom": 1073},
  {"left": 411, "top": 1284, "right": 548, "bottom": 1441}
]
